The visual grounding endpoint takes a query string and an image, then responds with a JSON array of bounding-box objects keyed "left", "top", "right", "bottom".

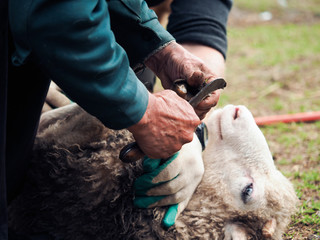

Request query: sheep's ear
[{"left": 262, "top": 218, "right": 276, "bottom": 238}]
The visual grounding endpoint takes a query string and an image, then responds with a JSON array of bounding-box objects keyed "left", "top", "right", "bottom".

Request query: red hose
[{"left": 255, "top": 111, "right": 320, "bottom": 126}]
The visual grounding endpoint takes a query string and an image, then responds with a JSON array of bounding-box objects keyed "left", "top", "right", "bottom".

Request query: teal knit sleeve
[{"left": 108, "top": 0, "right": 175, "bottom": 70}]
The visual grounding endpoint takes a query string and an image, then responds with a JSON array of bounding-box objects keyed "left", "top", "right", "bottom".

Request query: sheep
[{"left": 8, "top": 103, "right": 298, "bottom": 240}]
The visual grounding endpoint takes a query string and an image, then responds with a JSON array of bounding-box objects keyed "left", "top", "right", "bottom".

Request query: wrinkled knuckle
[
  {"left": 193, "top": 117, "right": 201, "bottom": 126},
  {"left": 198, "top": 63, "right": 205, "bottom": 71},
  {"left": 184, "top": 132, "right": 195, "bottom": 143},
  {"left": 169, "top": 145, "right": 181, "bottom": 155}
]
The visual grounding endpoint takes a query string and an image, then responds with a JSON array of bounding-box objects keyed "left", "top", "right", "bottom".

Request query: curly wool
[
  {"left": 8, "top": 107, "right": 297, "bottom": 240},
  {"left": 9, "top": 108, "right": 173, "bottom": 240}
]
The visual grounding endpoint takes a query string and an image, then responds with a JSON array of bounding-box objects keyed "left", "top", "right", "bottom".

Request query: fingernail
[{"left": 162, "top": 204, "right": 179, "bottom": 228}]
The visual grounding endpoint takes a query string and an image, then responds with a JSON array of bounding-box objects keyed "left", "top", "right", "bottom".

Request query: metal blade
[{"left": 189, "top": 78, "right": 226, "bottom": 107}]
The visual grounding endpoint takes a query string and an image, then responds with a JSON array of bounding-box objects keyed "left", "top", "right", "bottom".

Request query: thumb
[
  {"left": 162, "top": 204, "right": 178, "bottom": 228},
  {"left": 162, "top": 196, "right": 190, "bottom": 228}
]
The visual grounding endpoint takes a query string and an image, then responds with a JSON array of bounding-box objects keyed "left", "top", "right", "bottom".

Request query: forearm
[
  {"left": 167, "top": 0, "right": 233, "bottom": 59},
  {"left": 180, "top": 43, "right": 225, "bottom": 77}
]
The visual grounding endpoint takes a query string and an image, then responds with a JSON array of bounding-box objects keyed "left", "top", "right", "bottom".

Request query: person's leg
[
  {"left": 0, "top": 0, "right": 9, "bottom": 238},
  {"left": 6, "top": 35, "right": 51, "bottom": 203},
  {"left": 8, "top": 229, "right": 54, "bottom": 240}
]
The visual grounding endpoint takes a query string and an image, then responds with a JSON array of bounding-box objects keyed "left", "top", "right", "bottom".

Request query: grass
[
  {"left": 224, "top": 22, "right": 320, "bottom": 117},
  {"left": 259, "top": 123, "right": 320, "bottom": 239},
  {"left": 227, "top": 24, "right": 320, "bottom": 67},
  {"left": 290, "top": 178, "right": 320, "bottom": 233}
]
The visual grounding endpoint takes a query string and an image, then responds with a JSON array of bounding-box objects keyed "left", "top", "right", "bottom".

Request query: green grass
[
  {"left": 261, "top": 123, "right": 320, "bottom": 161},
  {"left": 225, "top": 20, "right": 320, "bottom": 119},
  {"left": 260, "top": 123, "right": 320, "bottom": 237},
  {"left": 283, "top": 170, "right": 320, "bottom": 237},
  {"left": 294, "top": 171, "right": 320, "bottom": 191},
  {"left": 227, "top": 24, "right": 320, "bottom": 67},
  {"left": 293, "top": 195, "right": 320, "bottom": 226},
  {"left": 234, "top": 0, "right": 320, "bottom": 14},
  {"left": 234, "top": 0, "right": 277, "bottom": 12}
]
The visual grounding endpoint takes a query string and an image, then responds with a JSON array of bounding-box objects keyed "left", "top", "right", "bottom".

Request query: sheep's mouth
[
  {"left": 212, "top": 106, "right": 241, "bottom": 141},
  {"left": 234, "top": 107, "right": 240, "bottom": 120}
]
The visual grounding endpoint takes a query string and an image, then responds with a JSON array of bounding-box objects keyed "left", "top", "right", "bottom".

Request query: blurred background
[{"left": 223, "top": 0, "right": 320, "bottom": 117}]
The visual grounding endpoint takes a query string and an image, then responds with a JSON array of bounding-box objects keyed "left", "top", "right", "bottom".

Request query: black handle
[{"left": 119, "top": 142, "right": 145, "bottom": 163}]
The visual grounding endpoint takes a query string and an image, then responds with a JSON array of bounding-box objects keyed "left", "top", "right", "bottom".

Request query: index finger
[{"left": 194, "top": 90, "right": 221, "bottom": 119}]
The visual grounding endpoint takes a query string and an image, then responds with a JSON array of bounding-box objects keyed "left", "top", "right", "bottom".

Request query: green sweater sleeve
[
  {"left": 108, "top": 0, "right": 175, "bottom": 70},
  {"left": 9, "top": 0, "right": 173, "bottom": 129}
]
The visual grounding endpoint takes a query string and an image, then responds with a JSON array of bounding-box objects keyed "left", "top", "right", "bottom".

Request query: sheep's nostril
[{"left": 234, "top": 107, "right": 240, "bottom": 120}]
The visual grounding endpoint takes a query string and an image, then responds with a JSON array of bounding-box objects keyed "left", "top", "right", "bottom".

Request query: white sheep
[{"left": 8, "top": 103, "right": 298, "bottom": 240}]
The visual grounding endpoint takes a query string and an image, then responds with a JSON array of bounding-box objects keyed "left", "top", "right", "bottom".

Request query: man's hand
[
  {"left": 134, "top": 134, "right": 204, "bottom": 228},
  {"left": 145, "top": 41, "right": 221, "bottom": 119},
  {"left": 128, "top": 91, "right": 200, "bottom": 159}
]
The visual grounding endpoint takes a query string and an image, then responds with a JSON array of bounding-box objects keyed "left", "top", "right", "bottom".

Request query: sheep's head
[{"left": 182, "top": 105, "right": 298, "bottom": 240}]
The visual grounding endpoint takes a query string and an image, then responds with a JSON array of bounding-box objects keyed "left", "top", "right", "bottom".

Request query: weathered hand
[
  {"left": 128, "top": 91, "right": 200, "bottom": 159},
  {"left": 145, "top": 41, "right": 221, "bottom": 119},
  {"left": 181, "top": 43, "right": 226, "bottom": 119},
  {"left": 134, "top": 134, "right": 204, "bottom": 228}
]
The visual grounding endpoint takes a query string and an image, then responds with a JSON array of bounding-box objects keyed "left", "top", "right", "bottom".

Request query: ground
[{"left": 223, "top": 1, "right": 320, "bottom": 239}]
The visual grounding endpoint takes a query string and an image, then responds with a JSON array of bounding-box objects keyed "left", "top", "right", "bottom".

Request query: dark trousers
[
  {"left": 1, "top": 0, "right": 9, "bottom": 238},
  {"left": 1, "top": 24, "right": 51, "bottom": 240},
  {"left": 6, "top": 52, "right": 51, "bottom": 203}
]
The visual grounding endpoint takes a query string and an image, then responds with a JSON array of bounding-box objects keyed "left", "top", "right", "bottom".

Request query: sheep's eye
[{"left": 241, "top": 183, "right": 253, "bottom": 204}]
